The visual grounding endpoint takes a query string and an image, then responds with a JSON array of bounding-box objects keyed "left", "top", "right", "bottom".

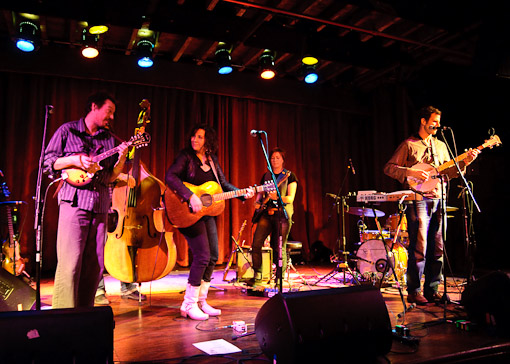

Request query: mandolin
[
  {"left": 407, "top": 134, "right": 502, "bottom": 193},
  {"left": 164, "top": 180, "right": 275, "bottom": 228},
  {"left": 62, "top": 132, "right": 150, "bottom": 187}
]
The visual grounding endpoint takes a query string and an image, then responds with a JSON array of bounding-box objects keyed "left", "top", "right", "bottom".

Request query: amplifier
[{"left": 237, "top": 247, "right": 272, "bottom": 281}]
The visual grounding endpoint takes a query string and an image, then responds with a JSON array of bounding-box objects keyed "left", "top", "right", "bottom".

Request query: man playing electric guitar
[{"left": 384, "top": 106, "right": 479, "bottom": 305}]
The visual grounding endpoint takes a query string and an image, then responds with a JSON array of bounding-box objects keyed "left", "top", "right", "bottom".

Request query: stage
[{"left": 8, "top": 263, "right": 510, "bottom": 363}]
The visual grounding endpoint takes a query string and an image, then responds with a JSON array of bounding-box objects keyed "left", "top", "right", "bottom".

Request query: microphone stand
[
  {"left": 434, "top": 128, "right": 480, "bottom": 322},
  {"left": 254, "top": 132, "right": 287, "bottom": 293},
  {"left": 33, "top": 105, "right": 53, "bottom": 310}
]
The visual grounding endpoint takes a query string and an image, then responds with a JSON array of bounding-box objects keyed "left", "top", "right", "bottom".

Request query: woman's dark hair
[
  {"left": 188, "top": 123, "right": 218, "bottom": 155},
  {"left": 84, "top": 91, "right": 116, "bottom": 115},
  {"left": 269, "top": 147, "right": 286, "bottom": 161}
]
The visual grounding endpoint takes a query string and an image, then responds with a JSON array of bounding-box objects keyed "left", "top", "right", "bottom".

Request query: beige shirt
[{"left": 384, "top": 135, "right": 465, "bottom": 199}]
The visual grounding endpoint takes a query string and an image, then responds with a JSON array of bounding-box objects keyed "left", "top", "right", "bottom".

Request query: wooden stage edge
[{"left": 4, "top": 263, "right": 510, "bottom": 364}]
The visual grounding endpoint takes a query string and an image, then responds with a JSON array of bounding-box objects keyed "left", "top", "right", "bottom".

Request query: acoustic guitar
[
  {"left": 164, "top": 180, "right": 275, "bottom": 228},
  {"left": 407, "top": 134, "right": 502, "bottom": 193},
  {"left": 63, "top": 132, "right": 150, "bottom": 187}
]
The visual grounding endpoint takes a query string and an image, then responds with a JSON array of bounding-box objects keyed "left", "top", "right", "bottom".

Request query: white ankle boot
[
  {"left": 198, "top": 281, "right": 221, "bottom": 316},
  {"left": 180, "top": 283, "right": 209, "bottom": 320}
]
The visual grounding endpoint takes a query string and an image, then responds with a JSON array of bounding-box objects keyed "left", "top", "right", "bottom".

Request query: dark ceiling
[{"left": 1, "top": 0, "right": 508, "bottom": 91}]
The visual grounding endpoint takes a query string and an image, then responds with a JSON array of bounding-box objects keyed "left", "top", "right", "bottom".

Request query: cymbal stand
[
  {"left": 313, "top": 191, "right": 359, "bottom": 286},
  {"left": 370, "top": 202, "right": 408, "bottom": 317}
]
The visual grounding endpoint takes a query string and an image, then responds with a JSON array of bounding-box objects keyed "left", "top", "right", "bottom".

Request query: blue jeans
[
  {"left": 405, "top": 200, "right": 444, "bottom": 295},
  {"left": 178, "top": 216, "right": 218, "bottom": 286},
  {"left": 252, "top": 212, "right": 291, "bottom": 275}
]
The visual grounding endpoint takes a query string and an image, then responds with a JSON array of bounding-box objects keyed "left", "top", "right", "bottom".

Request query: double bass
[{"left": 104, "top": 99, "right": 176, "bottom": 283}]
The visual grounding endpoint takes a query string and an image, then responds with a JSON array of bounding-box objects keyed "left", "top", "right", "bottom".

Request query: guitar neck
[
  {"left": 213, "top": 185, "right": 265, "bottom": 202},
  {"left": 92, "top": 145, "right": 123, "bottom": 164},
  {"left": 6, "top": 207, "right": 16, "bottom": 246},
  {"left": 437, "top": 142, "right": 485, "bottom": 173}
]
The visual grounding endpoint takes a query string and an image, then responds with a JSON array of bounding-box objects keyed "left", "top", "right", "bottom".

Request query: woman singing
[{"left": 165, "top": 124, "right": 254, "bottom": 320}]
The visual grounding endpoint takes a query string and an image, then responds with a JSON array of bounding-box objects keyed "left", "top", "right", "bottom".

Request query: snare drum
[
  {"left": 360, "top": 229, "right": 390, "bottom": 242},
  {"left": 385, "top": 213, "right": 408, "bottom": 234}
]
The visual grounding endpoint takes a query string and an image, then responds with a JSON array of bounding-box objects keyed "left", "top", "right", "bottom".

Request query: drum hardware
[
  {"left": 315, "top": 171, "right": 360, "bottom": 286},
  {"left": 347, "top": 206, "right": 385, "bottom": 218}
]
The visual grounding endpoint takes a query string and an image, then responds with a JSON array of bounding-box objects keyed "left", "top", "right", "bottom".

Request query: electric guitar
[
  {"left": 251, "top": 170, "right": 291, "bottom": 224},
  {"left": 1, "top": 177, "right": 25, "bottom": 276},
  {"left": 407, "top": 134, "right": 502, "bottom": 193},
  {"left": 164, "top": 180, "right": 276, "bottom": 228},
  {"left": 63, "top": 132, "right": 150, "bottom": 187}
]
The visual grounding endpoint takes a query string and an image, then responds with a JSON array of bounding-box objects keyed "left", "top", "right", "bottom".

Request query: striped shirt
[{"left": 43, "top": 118, "right": 117, "bottom": 213}]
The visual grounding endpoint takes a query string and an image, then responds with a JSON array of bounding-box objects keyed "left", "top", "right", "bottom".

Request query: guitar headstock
[
  {"left": 485, "top": 134, "right": 502, "bottom": 149},
  {"left": 129, "top": 132, "right": 151, "bottom": 149},
  {"left": 262, "top": 180, "right": 276, "bottom": 193}
]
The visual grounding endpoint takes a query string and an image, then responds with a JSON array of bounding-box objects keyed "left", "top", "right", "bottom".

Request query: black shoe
[
  {"left": 425, "top": 291, "right": 445, "bottom": 303},
  {"left": 245, "top": 278, "right": 264, "bottom": 287},
  {"left": 121, "top": 291, "right": 147, "bottom": 301}
]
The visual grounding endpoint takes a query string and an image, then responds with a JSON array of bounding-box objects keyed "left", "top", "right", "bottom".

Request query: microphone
[
  {"left": 430, "top": 125, "right": 449, "bottom": 130},
  {"left": 348, "top": 158, "right": 356, "bottom": 175},
  {"left": 250, "top": 130, "right": 265, "bottom": 137},
  {"left": 46, "top": 105, "right": 54, "bottom": 114}
]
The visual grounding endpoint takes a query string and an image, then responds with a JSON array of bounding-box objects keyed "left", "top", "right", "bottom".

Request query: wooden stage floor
[{"left": 32, "top": 263, "right": 510, "bottom": 363}]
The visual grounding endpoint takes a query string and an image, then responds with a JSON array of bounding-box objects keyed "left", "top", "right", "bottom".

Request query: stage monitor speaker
[
  {"left": 0, "top": 306, "right": 114, "bottom": 364},
  {"left": 0, "top": 268, "right": 36, "bottom": 311},
  {"left": 461, "top": 270, "right": 510, "bottom": 336},
  {"left": 255, "top": 285, "right": 392, "bottom": 364},
  {"left": 237, "top": 246, "right": 272, "bottom": 281}
]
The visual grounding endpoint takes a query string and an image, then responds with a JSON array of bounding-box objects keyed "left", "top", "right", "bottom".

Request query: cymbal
[
  {"left": 446, "top": 206, "right": 459, "bottom": 212},
  {"left": 346, "top": 207, "right": 385, "bottom": 217}
]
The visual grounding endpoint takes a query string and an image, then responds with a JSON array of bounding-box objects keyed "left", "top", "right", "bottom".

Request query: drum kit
[{"left": 346, "top": 206, "right": 409, "bottom": 284}]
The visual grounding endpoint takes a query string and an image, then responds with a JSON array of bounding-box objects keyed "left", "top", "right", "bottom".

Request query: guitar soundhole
[{"left": 201, "top": 194, "right": 213, "bottom": 207}]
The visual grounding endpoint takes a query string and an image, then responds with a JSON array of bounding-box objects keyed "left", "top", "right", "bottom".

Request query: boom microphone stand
[
  {"left": 252, "top": 130, "right": 287, "bottom": 293},
  {"left": 434, "top": 128, "right": 481, "bottom": 322}
]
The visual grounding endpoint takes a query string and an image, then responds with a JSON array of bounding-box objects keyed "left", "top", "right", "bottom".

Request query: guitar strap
[
  {"left": 430, "top": 137, "right": 439, "bottom": 166},
  {"left": 207, "top": 155, "right": 221, "bottom": 186}
]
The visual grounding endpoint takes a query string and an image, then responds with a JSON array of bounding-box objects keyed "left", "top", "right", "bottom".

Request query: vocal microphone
[
  {"left": 430, "top": 125, "right": 450, "bottom": 130},
  {"left": 250, "top": 130, "right": 265, "bottom": 137},
  {"left": 348, "top": 158, "right": 356, "bottom": 175}
]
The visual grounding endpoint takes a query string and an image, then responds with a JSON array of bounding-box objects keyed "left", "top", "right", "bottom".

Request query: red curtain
[{"left": 0, "top": 71, "right": 378, "bottom": 274}]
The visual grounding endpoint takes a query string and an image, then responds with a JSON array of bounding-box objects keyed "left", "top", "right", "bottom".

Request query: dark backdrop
[{"left": 0, "top": 58, "right": 508, "bottom": 278}]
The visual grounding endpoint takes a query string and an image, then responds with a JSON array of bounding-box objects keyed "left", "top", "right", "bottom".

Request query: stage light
[
  {"left": 302, "top": 64, "right": 318, "bottom": 84},
  {"left": 302, "top": 55, "right": 318, "bottom": 66},
  {"left": 137, "top": 39, "right": 154, "bottom": 68},
  {"left": 259, "top": 49, "right": 276, "bottom": 80},
  {"left": 15, "top": 21, "right": 39, "bottom": 52},
  {"left": 81, "top": 29, "right": 99, "bottom": 58},
  {"left": 89, "top": 24, "right": 109, "bottom": 35},
  {"left": 215, "top": 42, "right": 233, "bottom": 75}
]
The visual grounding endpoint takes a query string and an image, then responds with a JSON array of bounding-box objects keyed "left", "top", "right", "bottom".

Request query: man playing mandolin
[
  {"left": 44, "top": 91, "right": 129, "bottom": 308},
  {"left": 384, "top": 106, "right": 479, "bottom": 305}
]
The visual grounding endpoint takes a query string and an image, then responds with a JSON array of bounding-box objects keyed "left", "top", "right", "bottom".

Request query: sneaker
[
  {"left": 94, "top": 294, "right": 110, "bottom": 305},
  {"left": 121, "top": 291, "right": 147, "bottom": 301},
  {"left": 407, "top": 292, "right": 428, "bottom": 305}
]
